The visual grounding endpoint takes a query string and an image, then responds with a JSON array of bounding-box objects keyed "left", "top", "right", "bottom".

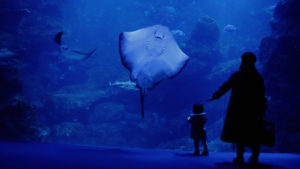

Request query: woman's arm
[{"left": 207, "top": 71, "right": 240, "bottom": 101}]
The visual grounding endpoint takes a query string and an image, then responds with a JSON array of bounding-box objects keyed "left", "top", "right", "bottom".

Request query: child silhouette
[{"left": 187, "top": 104, "right": 208, "bottom": 156}]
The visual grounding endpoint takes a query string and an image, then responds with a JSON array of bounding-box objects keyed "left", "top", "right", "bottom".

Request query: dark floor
[{"left": 0, "top": 139, "right": 299, "bottom": 169}]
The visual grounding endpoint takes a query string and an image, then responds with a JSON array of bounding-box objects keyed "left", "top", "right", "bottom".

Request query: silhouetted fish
[{"left": 224, "top": 25, "right": 237, "bottom": 33}]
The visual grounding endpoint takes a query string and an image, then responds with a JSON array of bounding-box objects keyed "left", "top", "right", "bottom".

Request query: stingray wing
[
  {"left": 159, "top": 28, "right": 189, "bottom": 79},
  {"left": 65, "top": 48, "right": 97, "bottom": 60},
  {"left": 119, "top": 25, "right": 189, "bottom": 81},
  {"left": 119, "top": 26, "right": 155, "bottom": 72}
]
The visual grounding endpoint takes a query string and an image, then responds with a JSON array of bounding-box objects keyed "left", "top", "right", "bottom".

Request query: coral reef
[
  {"left": 184, "top": 16, "right": 222, "bottom": 75},
  {"left": 0, "top": 49, "right": 50, "bottom": 141},
  {"left": 86, "top": 102, "right": 173, "bottom": 148},
  {"left": 53, "top": 122, "right": 85, "bottom": 144},
  {"left": 44, "top": 87, "right": 109, "bottom": 110},
  {"left": 191, "top": 16, "right": 221, "bottom": 44}
]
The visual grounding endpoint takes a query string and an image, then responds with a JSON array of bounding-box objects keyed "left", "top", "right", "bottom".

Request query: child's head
[{"left": 193, "top": 103, "right": 204, "bottom": 114}]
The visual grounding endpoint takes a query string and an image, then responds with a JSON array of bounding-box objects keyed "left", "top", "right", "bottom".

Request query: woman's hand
[{"left": 206, "top": 97, "right": 214, "bottom": 102}]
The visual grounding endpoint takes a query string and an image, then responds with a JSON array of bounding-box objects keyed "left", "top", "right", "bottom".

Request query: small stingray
[
  {"left": 119, "top": 25, "right": 189, "bottom": 118},
  {"left": 54, "top": 31, "right": 97, "bottom": 60}
]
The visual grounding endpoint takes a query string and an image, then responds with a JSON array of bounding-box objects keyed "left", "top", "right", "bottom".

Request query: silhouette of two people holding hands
[{"left": 207, "top": 52, "right": 267, "bottom": 165}]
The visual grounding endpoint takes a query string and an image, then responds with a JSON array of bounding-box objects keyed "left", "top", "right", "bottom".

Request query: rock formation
[
  {"left": 184, "top": 16, "right": 222, "bottom": 75},
  {"left": 258, "top": 0, "right": 300, "bottom": 152},
  {"left": 0, "top": 49, "right": 50, "bottom": 141}
]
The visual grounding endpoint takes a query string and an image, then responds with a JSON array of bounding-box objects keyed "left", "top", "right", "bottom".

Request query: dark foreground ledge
[{"left": 0, "top": 139, "right": 299, "bottom": 169}]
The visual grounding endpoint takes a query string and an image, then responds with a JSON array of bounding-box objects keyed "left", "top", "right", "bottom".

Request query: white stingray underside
[{"left": 119, "top": 25, "right": 189, "bottom": 95}]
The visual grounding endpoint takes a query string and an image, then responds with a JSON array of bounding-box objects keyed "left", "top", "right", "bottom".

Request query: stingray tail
[{"left": 140, "top": 90, "right": 144, "bottom": 118}]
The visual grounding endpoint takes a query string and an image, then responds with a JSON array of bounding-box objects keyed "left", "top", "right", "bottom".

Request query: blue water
[{"left": 1, "top": 0, "right": 279, "bottom": 151}]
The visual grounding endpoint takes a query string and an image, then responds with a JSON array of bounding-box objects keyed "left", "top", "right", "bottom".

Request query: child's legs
[
  {"left": 201, "top": 135, "right": 208, "bottom": 151},
  {"left": 193, "top": 139, "right": 200, "bottom": 151}
]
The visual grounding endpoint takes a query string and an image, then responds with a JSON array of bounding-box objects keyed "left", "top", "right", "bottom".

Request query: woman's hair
[
  {"left": 239, "top": 52, "right": 257, "bottom": 70},
  {"left": 193, "top": 103, "right": 204, "bottom": 114},
  {"left": 241, "top": 52, "right": 257, "bottom": 64}
]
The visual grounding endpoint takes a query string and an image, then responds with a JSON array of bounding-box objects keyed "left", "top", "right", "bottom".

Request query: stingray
[
  {"left": 54, "top": 31, "right": 97, "bottom": 60},
  {"left": 119, "top": 25, "right": 190, "bottom": 118}
]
